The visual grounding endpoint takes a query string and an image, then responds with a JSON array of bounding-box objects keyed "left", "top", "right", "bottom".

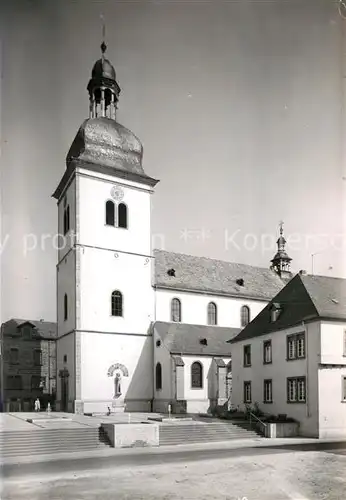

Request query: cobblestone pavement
[{"left": 2, "top": 449, "right": 346, "bottom": 499}]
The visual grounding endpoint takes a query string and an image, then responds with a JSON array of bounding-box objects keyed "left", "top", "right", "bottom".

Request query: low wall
[
  {"left": 102, "top": 423, "right": 159, "bottom": 448},
  {"left": 186, "top": 399, "right": 209, "bottom": 414},
  {"left": 264, "top": 422, "right": 299, "bottom": 438}
]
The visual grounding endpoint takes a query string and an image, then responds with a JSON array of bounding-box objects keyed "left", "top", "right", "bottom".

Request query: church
[{"left": 53, "top": 40, "right": 293, "bottom": 415}]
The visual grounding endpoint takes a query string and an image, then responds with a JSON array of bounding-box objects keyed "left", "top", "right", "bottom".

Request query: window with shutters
[
  {"left": 243, "top": 381, "right": 251, "bottom": 403},
  {"left": 287, "top": 377, "right": 306, "bottom": 403}
]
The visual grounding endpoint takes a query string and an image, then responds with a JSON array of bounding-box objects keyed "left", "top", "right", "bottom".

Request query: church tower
[
  {"left": 270, "top": 222, "right": 292, "bottom": 279},
  {"left": 53, "top": 37, "right": 159, "bottom": 414}
]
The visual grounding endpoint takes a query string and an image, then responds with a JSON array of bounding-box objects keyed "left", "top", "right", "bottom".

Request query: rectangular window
[
  {"left": 342, "top": 376, "right": 346, "bottom": 401},
  {"left": 264, "top": 379, "right": 272, "bottom": 403},
  {"left": 9, "top": 348, "right": 19, "bottom": 364},
  {"left": 31, "top": 376, "right": 45, "bottom": 390},
  {"left": 263, "top": 340, "right": 272, "bottom": 364},
  {"left": 287, "top": 333, "right": 305, "bottom": 360},
  {"left": 287, "top": 377, "right": 306, "bottom": 403},
  {"left": 7, "top": 375, "right": 22, "bottom": 390},
  {"left": 243, "top": 345, "right": 251, "bottom": 367},
  {"left": 33, "top": 349, "right": 42, "bottom": 366},
  {"left": 296, "top": 333, "right": 305, "bottom": 358},
  {"left": 243, "top": 381, "right": 251, "bottom": 403}
]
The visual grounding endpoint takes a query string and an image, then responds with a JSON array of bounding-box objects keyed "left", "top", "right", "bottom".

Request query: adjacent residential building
[
  {"left": 0, "top": 319, "right": 57, "bottom": 412},
  {"left": 229, "top": 273, "right": 346, "bottom": 438}
]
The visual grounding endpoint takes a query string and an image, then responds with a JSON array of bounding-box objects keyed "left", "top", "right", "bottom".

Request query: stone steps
[
  {"left": 0, "top": 427, "right": 111, "bottom": 458},
  {"left": 159, "top": 421, "right": 262, "bottom": 446}
]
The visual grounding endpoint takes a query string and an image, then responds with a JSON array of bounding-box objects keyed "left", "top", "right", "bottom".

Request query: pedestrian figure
[
  {"left": 47, "top": 402, "right": 51, "bottom": 413},
  {"left": 34, "top": 398, "right": 40, "bottom": 412}
]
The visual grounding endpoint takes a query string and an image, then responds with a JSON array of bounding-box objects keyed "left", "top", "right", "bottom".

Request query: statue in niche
[
  {"left": 107, "top": 363, "right": 129, "bottom": 401},
  {"left": 114, "top": 372, "right": 122, "bottom": 399}
]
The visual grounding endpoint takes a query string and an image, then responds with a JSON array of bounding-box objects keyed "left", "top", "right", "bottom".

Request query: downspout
[{"left": 151, "top": 280, "right": 157, "bottom": 412}]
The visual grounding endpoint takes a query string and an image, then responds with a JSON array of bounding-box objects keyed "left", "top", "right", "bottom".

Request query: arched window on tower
[
  {"left": 118, "top": 203, "right": 128, "bottom": 229},
  {"left": 155, "top": 363, "right": 162, "bottom": 390},
  {"left": 241, "top": 305, "right": 250, "bottom": 327},
  {"left": 64, "top": 294, "right": 68, "bottom": 321},
  {"left": 63, "top": 206, "right": 70, "bottom": 235},
  {"left": 111, "top": 290, "right": 123, "bottom": 317},
  {"left": 171, "top": 298, "right": 181, "bottom": 322},
  {"left": 106, "top": 201, "right": 115, "bottom": 226},
  {"left": 191, "top": 361, "right": 203, "bottom": 389},
  {"left": 207, "top": 302, "right": 217, "bottom": 325}
]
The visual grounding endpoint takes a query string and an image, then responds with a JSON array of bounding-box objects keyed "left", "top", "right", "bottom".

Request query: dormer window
[
  {"left": 167, "top": 268, "right": 176, "bottom": 277},
  {"left": 270, "top": 303, "right": 281, "bottom": 322},
  {"left": 236, "top": 278, "right": 244, "bottom": 287},
  {"left": 22, "top": 325, "right": 32, "bottom": 339}
]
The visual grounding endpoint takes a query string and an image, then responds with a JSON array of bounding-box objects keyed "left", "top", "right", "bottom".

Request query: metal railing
[{"left": 249, "top": 411, "right": 267, "bottom": 435}]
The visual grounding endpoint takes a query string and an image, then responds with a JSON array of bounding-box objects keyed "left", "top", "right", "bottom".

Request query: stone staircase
[
  {"left": 159, "top": 420, "right": 262, "bottom": 446},
  {"left": 0, "top": 427, "right": 111, "bottom": 458}
]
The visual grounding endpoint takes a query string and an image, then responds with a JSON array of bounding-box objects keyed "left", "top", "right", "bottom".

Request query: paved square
[{"left": 2, "top": 449, "right": 346, "bottom": 499}]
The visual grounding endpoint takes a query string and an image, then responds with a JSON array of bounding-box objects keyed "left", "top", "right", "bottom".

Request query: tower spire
[
  {"left": 270, "top": 221, "right": 292, "bottom": 277},
  {"left": 87, "top": 18, "right": 121, "bottom": 120}
]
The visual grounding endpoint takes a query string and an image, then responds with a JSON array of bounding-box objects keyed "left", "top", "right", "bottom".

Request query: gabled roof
[
  {"left": 154, "top": 321, "right": 240, "bottom": 356},
  {"left": 301, "top": 275, "right": 346, "bottom": 320},
  {"left": 153, "top": 249, "right": 287, "bottom": 301},
  {"left": 229, "top": 273, "right": 346, "bottom": 344},
  {"left": 2, "top": 319, "right": 57, "bottom": 340}
]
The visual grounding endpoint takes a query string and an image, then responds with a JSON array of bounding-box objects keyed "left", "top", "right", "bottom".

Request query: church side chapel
[{"left": 53, "top": 35, "right": 294, "bottom": 415}]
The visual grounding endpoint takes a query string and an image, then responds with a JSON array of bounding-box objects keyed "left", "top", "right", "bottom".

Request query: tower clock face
[{"left": 111, "top": 185, "right": 124, "bottom": 201}]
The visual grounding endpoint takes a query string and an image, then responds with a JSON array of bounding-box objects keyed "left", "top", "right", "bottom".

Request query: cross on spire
[
  {"left": 279, "top": 220, "right": 284, "bottom": 236},
  {"left": 100, "top": 14, "right": 107, "bottom": 54}
]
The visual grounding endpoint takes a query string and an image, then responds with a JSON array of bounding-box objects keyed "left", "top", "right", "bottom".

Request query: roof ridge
[{"left": 153, "top": 248, "right": 284, "bottom": 274}]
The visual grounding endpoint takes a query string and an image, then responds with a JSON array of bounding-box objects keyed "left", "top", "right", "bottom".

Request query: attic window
[
  {"left": 270, "top": 303, "right": 281, "bottom": 322},
  {"left": 200, "top": 338, "right": 208, "bottom": 346},
  {"left": 167, "top": 268, "right": 176, "bottom": 277},
  {"left": 236, "top": 278, "right": 244, "bottom": 287},
  {"left": 156, "top": 340, "right": 161, "bottom": 347}
]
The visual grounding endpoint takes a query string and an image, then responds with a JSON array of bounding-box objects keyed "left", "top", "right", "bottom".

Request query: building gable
[{"left": 229, "top": 274, "right": 318, "bottom": 343}]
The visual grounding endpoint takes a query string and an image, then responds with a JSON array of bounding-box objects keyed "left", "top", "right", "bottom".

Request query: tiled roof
[
  {"left": 2, "top": 319, "right": 57, "bottom": 339},
  {"left": 154, "top": 321, "right": 240, "bottom": 356},
  {"left": 153, "top": 249, "right": 287, "bottom": 301},
  {"left": 301, "top": 275, "right": 346, "bottom": 320},
  {"left": 229, "top": 273, "right": 346, "bottom": 344}
]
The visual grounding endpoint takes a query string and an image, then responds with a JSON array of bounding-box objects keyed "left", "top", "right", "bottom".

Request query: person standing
[{"left": 34, "top": 398, "right": 40, "bottom": 412}]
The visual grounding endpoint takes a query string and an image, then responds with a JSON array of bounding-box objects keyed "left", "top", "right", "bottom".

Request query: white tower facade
[{"left": 53, "top": 41, "right": 158, "bottom": 414}]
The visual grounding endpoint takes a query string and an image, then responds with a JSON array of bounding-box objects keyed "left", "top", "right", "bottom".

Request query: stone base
[
  {"left": 111, "top": 399, "right": 125, "bottom": 413},
  {"left": 81, "top": 399, "right": 151, "bottom": 415},
  {"left": 264, "top": 422, "right": 299, "bottom": 438},
  {"left": 102, "top": 422, "right": 159, "bottom": 448},
  {"left": 74, "top": 400, "right": 84, "bottom": 415}
]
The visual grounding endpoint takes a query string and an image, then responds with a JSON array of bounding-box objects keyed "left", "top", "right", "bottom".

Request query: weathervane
[
  {"left": 100, "top": 14, "right": 107, "bottom": 55},
  {"left": 279, "top": 220, "right": 284, "bottom": 236}
]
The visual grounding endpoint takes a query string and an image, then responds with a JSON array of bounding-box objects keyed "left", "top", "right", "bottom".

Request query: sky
[{"left": 1, "top": 0, "right": 345, "bottom": 322}]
